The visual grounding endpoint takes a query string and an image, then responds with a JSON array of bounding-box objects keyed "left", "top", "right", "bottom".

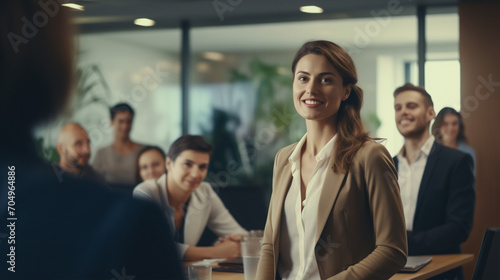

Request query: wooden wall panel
[{"left": 459, "top": 2, "right": 500, "bottom": 279}]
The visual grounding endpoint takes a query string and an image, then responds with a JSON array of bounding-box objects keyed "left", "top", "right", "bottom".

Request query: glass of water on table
[{"left": 241, "top": 235, "right": 262, "bottom": 280}]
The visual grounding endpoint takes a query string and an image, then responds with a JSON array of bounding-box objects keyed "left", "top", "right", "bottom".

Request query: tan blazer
[{"left": 256, "top": 141, "right": 407, "bottom": 280}]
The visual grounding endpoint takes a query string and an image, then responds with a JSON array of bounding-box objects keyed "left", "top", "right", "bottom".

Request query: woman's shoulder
[
  {"left": 360, "top": 139, "right": 388, "bottom": 152},
  {"left": 355, "top": 140, "right": 392, "bottom": 164},
  {"left": 458, "top": 141, "right": 476, "bottom": 155},
  {"left": 275, "top": 142, "right": 299, "bottom": 161}
]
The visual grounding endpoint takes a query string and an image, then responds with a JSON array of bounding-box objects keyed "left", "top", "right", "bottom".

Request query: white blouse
[{"left": 278, "top": 134, "right": 336, "bottom": 280}]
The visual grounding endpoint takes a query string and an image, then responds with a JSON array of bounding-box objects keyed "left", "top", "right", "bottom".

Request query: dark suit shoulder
[
  {"left": 393, "top": 141, "right": 472, "bottom": 166},
  {"left": 430, "top": 142, "right": 474, "bottom": 170},
  {"left": 433, "top": 141, "right": 471, "bottom": 160}
]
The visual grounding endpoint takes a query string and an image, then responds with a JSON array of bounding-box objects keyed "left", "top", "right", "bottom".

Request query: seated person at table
[
  {"left": 55, "top": 122, "right": 106, "bottom": 184},
  {"left": 92, "top": 103, "right": 146, "bottom": 190},
  {"left": 133, "top": 135, "right": 248, "bottom": 260},
  {"left": 136, "top": 146, "right": 167, "bottom": 183}
]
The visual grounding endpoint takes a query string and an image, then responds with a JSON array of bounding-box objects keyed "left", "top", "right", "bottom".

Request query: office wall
[
  {"left": 459, "top": 2, "right": 500, "bottom": 278},
  {"left": 34, "top": 31, "right": 183, "bottom": 163}
]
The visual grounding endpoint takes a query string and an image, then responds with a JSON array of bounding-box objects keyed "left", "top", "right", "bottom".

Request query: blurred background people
[
  {"left": 393, "top": 83, "right": 475, "bottom": 280},
  {"left": 432, "top": 107, "right": 476, "bottom": 172},
  {"left": 134, "top": 135, "right": 248, "bottom": 261},
  {"left": 55, "top": 122, "right": 105, "bottom": 184},
  {"left": 0, "top": 1, "right": 184, "bottom": 279},
  {"left": 136, "top": 146, "right": 167, "bottom": 183},
  {"left": 92, "top": 102, "right": 146, "bottom": 191}
]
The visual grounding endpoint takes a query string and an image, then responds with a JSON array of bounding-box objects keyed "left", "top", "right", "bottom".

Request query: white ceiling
[{"left": 92, "top": 14, "right": 458, "bottom": 53}]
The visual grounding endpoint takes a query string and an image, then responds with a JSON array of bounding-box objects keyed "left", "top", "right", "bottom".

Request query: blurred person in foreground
[
  {"left": 432, "top": 107, "right": 476, "bottom": 174},
  {"left": 393, "top": 83, "right": 475, "bottom": 280},
  {"left": 255, "top": 40, "right": 407, "bottom": 280},
  {"left": 54, "top": 122, "right": 106, "bottom": 184},
  {"left": 0, "top": 1, "right": 184, "bottom": 279}
]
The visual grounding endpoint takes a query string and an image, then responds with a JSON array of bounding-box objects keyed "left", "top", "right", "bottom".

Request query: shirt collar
[
  {"left": 288, "top": 133, "right": 337, "bottom": 171},
  {"left": 397, "top": 135, "right": 435, "bottom": 162},
  {"left": 420, "top": 135, "right": 435, "bottom": 156},
  {"left": 289, "top": 133, "right": 308, "bottom": 166}
]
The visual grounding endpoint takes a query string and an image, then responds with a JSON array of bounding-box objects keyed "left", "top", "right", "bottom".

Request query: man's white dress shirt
[{"left": 396, "top": 135, "right": 435, "bottom": 231}]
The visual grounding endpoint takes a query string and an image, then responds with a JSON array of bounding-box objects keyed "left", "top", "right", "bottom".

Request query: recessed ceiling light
[
  {"left": 62, "top": 3, "right": 85, "bottom": 11},
  {"left": 202, "top": 52, "right": 225, "bottom": 61},
  {"left": 300, "top": 5, "right": 324, "bottom": 14},
  {"left": 134, "top": 18, "right": 155, "bottom": 27}
]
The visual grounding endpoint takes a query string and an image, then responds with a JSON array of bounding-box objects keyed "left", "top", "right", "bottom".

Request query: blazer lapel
[
  {"left": 315, "top": 157, "right": 347, "bottom": 244},
  {"left": 414, "top": 142, "right": 439, "bottom": 225},
  {"left": 270, "top": 147, "right": 294, "bottom": 268}
]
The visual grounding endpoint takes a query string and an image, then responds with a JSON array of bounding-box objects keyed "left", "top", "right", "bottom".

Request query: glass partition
[{"left": 35, "top": 29, "right": 182, "bottom": 162}]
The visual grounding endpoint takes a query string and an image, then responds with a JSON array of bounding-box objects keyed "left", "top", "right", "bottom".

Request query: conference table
[{"left": 191, "top": 254, "right": 473, "bottom": 280}]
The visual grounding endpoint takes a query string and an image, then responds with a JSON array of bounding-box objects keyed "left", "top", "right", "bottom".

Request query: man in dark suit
[
  {"left": 393, "top": 83, "right": 475, "bottom": 280},
  {"left": 0, "top": 1, "right": 184, "bottom": 279}
]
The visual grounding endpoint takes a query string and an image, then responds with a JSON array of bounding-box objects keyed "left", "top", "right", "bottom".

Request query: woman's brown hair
[
  {"left": 291, "top": 40, "right": 371, "bottom": 173},
  {"left": 431, "top": 107, "right": 467, "bottom": 143}
]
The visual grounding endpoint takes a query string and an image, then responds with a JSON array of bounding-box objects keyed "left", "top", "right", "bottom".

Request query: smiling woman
[
  {"left": 256, "top": 40, "right": 408, "bottom": 280},
  {"left": 136, "top": 146, "right": 166, "bottom": 183},
  {"left": 431, "top": 107, "right": 476, "bottom": 172}
]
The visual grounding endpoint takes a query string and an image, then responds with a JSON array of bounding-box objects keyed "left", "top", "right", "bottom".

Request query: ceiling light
[
  {"left": 134, "top": 18, "right": 155, "bottom": 27},
  {"left": 75, "top": 16, "right": 133, "bottom": 24},
  {"left": 202, "top": 52, "right": 225, "bottom": 61},
  {"left": 62, "top": 3, "right": 85, "bottom": 11},
  {"left": 300, "top": 5, "right": 324, "bottom": 14}
]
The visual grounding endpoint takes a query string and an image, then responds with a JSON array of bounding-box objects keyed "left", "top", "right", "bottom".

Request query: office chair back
[{"left": 471, "top": 227, "right": 500, "bottom": 280}]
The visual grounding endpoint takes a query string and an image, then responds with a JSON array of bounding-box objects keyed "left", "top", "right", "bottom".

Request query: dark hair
[
  {"left": 393, "top": 83, "right": 434, "bottom": 108},
  {"left": 291, "top": 40, "right": 370, "bottom": 173},
  {"left": 431, "top": 107, "right": 467, "bottom": 143},
  {"left": 136, "top": 146, "right": 166, "bottom": 183},
  {"left": 168, "top": 135, "right": 213, "bottom": 162},
  {"left": 0, "top": 1, "right": 74, "bottom": 131},
  {"left": 110, "top": 103, "right": 135, "bottom": 120}
]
